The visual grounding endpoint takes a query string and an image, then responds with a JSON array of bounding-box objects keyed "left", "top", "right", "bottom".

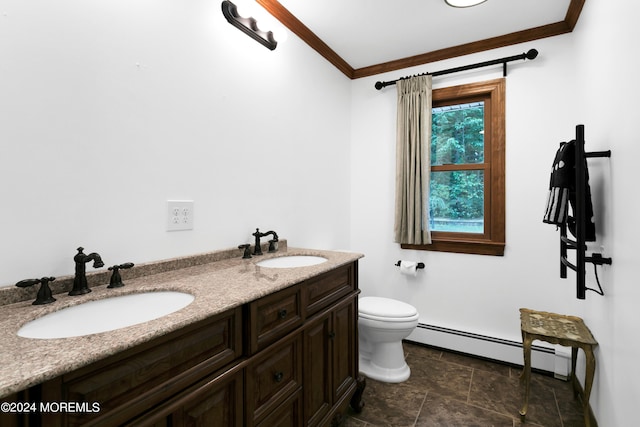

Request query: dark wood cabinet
[
  {"left": 303, "top": 264, "right": 355, "bottom": 316},
  {"left": 331, "top": 297, "right": 358, "bottom": 406},
  {"left": 249, "top": 261, "right": 361, "bottom": 426},
  {"left": 170, "top": 369, "right": 244, "bottom": 427},
  {"left": 13, "top": 261, "right": 362, "bottom": 427},
  {"left": 304, "top": 311, "right": 333, "bottom": 425},
  {"left": 40, "top": 307, "right": 243, "bottom": 427},
  {"left": 246, "top": 283, "right": 303, "bottom": 354},
  {"left": 245, "top": 333, "right": 303, "bottom": 426},
  {"left": 131, "top": 364, "right": 244, "bottom": 427},
  {"left": 256, "top": 390, "right": 303, "bottom": 427},
  {"left": 304, "top": 296, "right": 358, "bottom": 427}
]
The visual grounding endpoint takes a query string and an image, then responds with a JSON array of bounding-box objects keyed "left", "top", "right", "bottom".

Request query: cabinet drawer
[
  {"left": 247, "top": 284, "right": 302, "bottom": 354},
  {"left": 303, "top": 263, "right": 356, "bottom": 316},
  {"left": 128, "top": 364, "right": 245, "bottom": 427},
  {"left": 256, "top": 389, "right": 302, "bottom": 427},
  {"left": 41, "top": 307, "right": 243, "bottom": 427},
  {"left": 246, "top": 334, "right": 302, "bottom": 425}
]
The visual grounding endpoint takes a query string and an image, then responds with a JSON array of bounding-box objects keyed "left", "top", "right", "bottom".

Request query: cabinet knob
[
  {"left": 328, "top": 331, "right": 336, "bottom": 340},
  {"left": 278, "top": 309, "right": 287, "bottom": 319},
  {"left": 274, "top": 372, "right": 284, "bottom": 383}
]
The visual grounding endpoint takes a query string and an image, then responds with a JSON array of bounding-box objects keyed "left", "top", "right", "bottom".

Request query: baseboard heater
[{"left": 407, "top": 322, "right": 570, "bottom": 378}]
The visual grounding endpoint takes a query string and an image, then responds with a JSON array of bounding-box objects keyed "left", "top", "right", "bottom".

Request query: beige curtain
[{"left": 394, "top": 75, "right": 432, "bottom": 245}]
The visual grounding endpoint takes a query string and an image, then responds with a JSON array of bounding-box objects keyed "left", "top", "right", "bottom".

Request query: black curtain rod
[{"left": 374, "top": 49, "right": 539, "bottom": 90}]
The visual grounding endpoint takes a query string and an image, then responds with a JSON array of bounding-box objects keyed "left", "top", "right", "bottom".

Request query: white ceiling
[{"left": 277, "top": 0, "right": 572, "bottom": 70}]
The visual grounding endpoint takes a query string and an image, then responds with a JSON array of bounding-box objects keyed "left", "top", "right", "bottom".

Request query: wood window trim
[{"left": 401, "top": 78, "right": 506, "bottom": 256}]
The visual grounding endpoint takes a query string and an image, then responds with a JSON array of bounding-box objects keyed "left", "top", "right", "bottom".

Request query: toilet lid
[{"left": 359, "top": 297, "right": 418, "bottom": 320}]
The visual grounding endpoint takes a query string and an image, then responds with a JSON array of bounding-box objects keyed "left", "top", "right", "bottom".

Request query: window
[{"left": 401, "top": 78, "right": 505, "bottom": 256}]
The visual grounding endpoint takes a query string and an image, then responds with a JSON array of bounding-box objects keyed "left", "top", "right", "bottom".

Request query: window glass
[
  {"left": 430, "top": 101, "right": 485, "bottom": 234},
  {"left": 430, "top": 170, "right": 484, "bottom": 233},
  {"left": 431, "top": 102, "right": 484, "bottom": 166}
]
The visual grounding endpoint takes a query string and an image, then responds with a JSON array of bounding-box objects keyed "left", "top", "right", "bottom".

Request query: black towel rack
[{"left": 560, "top": 124, "right": 612, "bottom": 299}]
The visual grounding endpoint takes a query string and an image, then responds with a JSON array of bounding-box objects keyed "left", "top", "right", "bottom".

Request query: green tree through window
[{"left": 430, "top": 103, "right": 485, "bottom": 233}]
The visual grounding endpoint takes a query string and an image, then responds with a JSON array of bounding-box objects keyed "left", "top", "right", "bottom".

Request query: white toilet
[{"left": 358, "top": 296, "right": 419, "bottom": 383}]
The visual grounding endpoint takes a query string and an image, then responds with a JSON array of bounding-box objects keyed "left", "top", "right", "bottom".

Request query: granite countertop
[{"left": 0, "top": 246, "right": 363, "bottom": 398}]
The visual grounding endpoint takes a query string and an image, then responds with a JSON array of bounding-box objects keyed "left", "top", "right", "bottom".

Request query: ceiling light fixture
[
  {"left": 221, "top": 0, "right": 277, "bottom": 50},
  {"left": 445, "top": 0, "right": 487, "bottom": 7}
]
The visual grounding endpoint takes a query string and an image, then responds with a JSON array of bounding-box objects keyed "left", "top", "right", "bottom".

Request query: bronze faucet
[
  {"left": 69, "top": 247, "right": 104, "bottom": 295},
  {"left": 252, "top": 228, "right": 278, "bottom": 255}
]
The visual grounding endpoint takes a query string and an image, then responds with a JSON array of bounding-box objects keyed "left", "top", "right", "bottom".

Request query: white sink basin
[
  {"left": 256, "top": 255, "right": 328, "bottom": 268},
  {"left": 17, "top": 291, "right": 195, "bottom": 339}
]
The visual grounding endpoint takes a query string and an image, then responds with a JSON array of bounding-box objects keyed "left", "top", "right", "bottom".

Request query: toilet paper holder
[{"left": 395, "top": 261, "right": 425, "bottom": 269}]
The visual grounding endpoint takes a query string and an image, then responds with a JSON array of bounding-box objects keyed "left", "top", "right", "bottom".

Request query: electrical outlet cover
[{"left": 167, "top": 200, "right": 194, "bottom": 231}]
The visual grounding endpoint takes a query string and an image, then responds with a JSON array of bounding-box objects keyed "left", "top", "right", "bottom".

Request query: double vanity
[{"left": 0, "top": 244, "right": 364, "bottom": 426}]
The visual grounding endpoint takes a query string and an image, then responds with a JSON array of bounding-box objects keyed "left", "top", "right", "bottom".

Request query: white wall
[
  {"left": 349, "top": 1, "right": 638, "bottom": 425},
  {"left": 0, "top": 0, "right": 352, "bottom": 286}
]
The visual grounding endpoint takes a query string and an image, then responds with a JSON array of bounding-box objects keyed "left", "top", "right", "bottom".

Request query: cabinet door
[
  {"left": 303, "top": 312, "right": 332, "bottom": 426},
  {"left": 303, "top": 296, "right": 358, "bottom": 427},
  {"left": 331, "top": 297, "right": 357, "bottom": 405},
  {"left": 246, "top": 333, "right": 302, "bottom": 426}
]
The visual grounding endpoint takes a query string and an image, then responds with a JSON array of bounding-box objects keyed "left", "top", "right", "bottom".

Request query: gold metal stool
[{"left": 519, "top": 308, "right": 598, "bottom": 427}]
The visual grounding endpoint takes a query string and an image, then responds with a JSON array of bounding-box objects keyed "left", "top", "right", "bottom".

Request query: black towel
[{"left": 543, "top": 140, "right": 596, "bottom": 241}]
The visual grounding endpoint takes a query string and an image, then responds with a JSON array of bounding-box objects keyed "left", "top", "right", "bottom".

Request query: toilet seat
[{"left": 359, "top": 297, "right": 419, "bottom": 323}]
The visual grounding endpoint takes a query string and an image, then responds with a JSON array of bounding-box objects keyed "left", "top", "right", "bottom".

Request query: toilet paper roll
[{"left": 399, "top": 260, "right": 417, "bottom": 277}]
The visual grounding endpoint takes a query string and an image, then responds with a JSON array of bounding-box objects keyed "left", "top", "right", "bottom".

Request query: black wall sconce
[{"left": 221, "top": 1, "right": 277, "bottom": 51}]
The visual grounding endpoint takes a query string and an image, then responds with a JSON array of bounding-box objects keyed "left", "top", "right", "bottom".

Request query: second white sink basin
[
  {"left": 256, "top": 255, "right": 328, "bottom": 268},
  {"left": 17, "top": 291, "right": 195, "bottom": 339}
]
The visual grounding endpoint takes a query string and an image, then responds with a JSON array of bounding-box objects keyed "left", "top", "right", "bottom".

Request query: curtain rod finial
[{"left": 526, "top": 49, "right": 538, "bottom": 60}]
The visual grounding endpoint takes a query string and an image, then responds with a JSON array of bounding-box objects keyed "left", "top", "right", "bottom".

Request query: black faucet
[
  {"left": 16, "top": 277, "right": 57, "bottom": 305},
  {"left": 252, "top": 228, "right": 278, "bottom": 255},
  {"left": 238, "top": 244, "right": 252, "bottom": 259},
  {"left": 69, "top": 247, "right": 104, "bottom": 295},
  {"left": 107, "top": 262, "right": 135, "bottom": 288}
]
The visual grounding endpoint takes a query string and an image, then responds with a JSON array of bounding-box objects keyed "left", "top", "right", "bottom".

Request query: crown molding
[{"left": 256, "top": 0, "right": 585, "bottom": 79}]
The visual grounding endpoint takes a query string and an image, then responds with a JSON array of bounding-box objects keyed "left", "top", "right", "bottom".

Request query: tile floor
[{"left": 343, "top": 341, "right": 589, "bottom": 427}]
